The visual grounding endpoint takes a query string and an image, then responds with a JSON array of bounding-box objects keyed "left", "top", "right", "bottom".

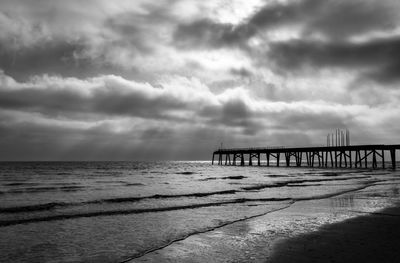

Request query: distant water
[{"left": 0, "top": 161, "right": 399, "bottom": 262}]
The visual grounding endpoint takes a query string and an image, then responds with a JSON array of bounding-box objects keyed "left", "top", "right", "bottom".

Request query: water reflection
[
  {"left": 331, "top": 195, "right": 355, "bottom": 209},
  {"left": 220, "top": 219, "right": 251, "bottom": 237},
  {"left": 390, "top": 186, "right": 399, "bottom": 198}
]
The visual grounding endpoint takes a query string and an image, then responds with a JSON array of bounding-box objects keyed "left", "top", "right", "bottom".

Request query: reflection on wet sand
[{"left": 331, "top": 195, "right": 355, "bottom": 209}]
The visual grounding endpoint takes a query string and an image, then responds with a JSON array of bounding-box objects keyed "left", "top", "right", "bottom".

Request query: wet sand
[
  {"left": 269, "top": 205, "right": 400, "bottom": 263},
  {"left": 128, "top": 182, "right": 400, "bottom": 262}
]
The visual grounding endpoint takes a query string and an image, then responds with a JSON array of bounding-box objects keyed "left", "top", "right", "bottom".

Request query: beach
[{"left": 128, "top": 180, "right": 400, "bottom": 263}]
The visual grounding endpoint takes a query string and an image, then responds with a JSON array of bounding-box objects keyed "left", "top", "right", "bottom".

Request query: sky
[{"left": 1, "top": 0, "right": 400, "bottom": 161}]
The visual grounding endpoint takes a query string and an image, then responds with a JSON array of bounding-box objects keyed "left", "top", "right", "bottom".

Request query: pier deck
[{"left": 212, "top": 145, "right": 400, "bottom": 169}]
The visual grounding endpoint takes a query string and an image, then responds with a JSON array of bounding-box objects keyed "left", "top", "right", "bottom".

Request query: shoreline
[{"left": 128, "top": 182, "right": 400, "bottom": 262}]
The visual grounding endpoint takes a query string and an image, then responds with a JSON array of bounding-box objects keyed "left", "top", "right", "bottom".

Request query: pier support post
[
  {"left": 240, "top": 154, "right": 245, "bottom": 166},
  {"left": 391, "top": 149, "right": 396, "bottom": 169},
  {"left": 335, "top": 151, "right": 337, "bottom": 167},
  {"left": 285, "top": 153, "right": 290, "bottom": 167},
  {"left": 249, "top": 154, "right": 253, "bottom": 166},
  {"left": 364, "top": 150, "right": 368, "bottom": 168},
  {"left": 266, "top": 153, "right": 270, "bottom": 166},
  {"left": 296, "top": 152, "right": 302, "bottom": 167},
  {"left": 311, "top": 152, "right": 315, "bottom": 167},
  {"left": 318, "top": 152, "right": 321, "bottom": 167},
  {"left": 349, "top": 151, "right": 352, "bottom": 168},
  {"left": 355, "top": 150, "right": 360, "bottom": 168},
  {"left": 373, "top": 150, "right": 377, "bottom": 169},
  {"left": 382, "top": 150, "right": 385, "bottom": 169},
  {"left": 277, "top": 153, "right": 280, "bottom": 167},
  {"left": 257, "top": 153, "right": 261, "bottom": 166},
  {"left": 212, "top": 153, "right": 215, "bottom": 165}
]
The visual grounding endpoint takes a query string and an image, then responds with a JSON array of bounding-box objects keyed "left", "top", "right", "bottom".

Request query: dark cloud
[
  {"left": 304, "top": 0, "right": 399, "bottom": 39},
  {"left": 0, "top": 75, "right": 187, "bottom": 120},
  {"left": 0, "top": 118, "right": 232, "bottom": 161},
  {"left": 230, "top": 67, "right": 252, "bottom": 78},
  {"left": 173, "top": 0, "right": 399, "bottom": 50},
  {"left": 268, "top": 37, "right": 400, "bottom": 82},
  {"left": 173, "top": 19, "right": 248, "bottom": 48},
  {"left": 0, "top": 41, "right": 88, "bottom": 81}
]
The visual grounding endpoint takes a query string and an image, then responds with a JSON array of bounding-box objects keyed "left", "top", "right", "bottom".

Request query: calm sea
[{"left": 0, "top": 161, "right": 399, "bottom": 262}]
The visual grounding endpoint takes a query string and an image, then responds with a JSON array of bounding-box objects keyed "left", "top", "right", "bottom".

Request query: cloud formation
[{"left": 0, "top": 0, "right": 400, "bottom": 160}]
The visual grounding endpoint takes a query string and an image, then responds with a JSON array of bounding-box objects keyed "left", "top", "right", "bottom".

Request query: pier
[{"left": 212, "top": 145, "right": 400, "bottom": 169}]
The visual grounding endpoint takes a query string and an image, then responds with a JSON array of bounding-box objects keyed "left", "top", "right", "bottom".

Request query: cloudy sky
[{"left": 1, "top": 0, "right": 400, "bottom": 161}]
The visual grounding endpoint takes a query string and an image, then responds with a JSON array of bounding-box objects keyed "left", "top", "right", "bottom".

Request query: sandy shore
[
  {"left": 269, "top": 205, "right": 400, "bottom": 263},
  {"left": 128, "top": 182, "right": 400, "bottom": 262}
]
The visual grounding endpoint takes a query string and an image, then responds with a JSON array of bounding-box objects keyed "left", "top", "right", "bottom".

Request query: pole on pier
[
  {"left": 390, "top": 149, "right": 396, "bottom": 169},
  {"left": 336, "top": 129, "right": 338, "bottom": 146},
  {"left": 348, "top": 130, "right": 350, "bottom": 145}
]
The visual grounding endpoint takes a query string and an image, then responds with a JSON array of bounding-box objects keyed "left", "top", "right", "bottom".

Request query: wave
[
  {"left": 5, "top": 185, "right": 86, "bottom": 194},
  {"left": 97, "top": 190, "right": 238, "bottom": 203},
  {"left": 0, "top": 189, "right": 239, "bottom": 214},
  {"left": 199, "top": 175, "right": 247, "bottom": 181},
  {"left": 0, "top": 198, "right": 291, "bottom": 227},
  {"left": 242, "top": 176, "right": 370, "bottom": 191},
  {"left": 0, "top": 202, "right": 68, "bottom": 213},
  {"left": 0, "top": 177, "right": 372, "bottom": 214},
  {"left": 0, "top": 182, "right": 377, "bottom": 228}
]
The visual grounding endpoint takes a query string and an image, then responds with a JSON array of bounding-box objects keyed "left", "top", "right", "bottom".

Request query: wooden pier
[{"left": 212, "top": 145, "right": 400, "bottom": 169}]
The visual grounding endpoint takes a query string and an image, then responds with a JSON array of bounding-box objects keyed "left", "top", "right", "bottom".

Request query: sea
[{"left": 0, "top": 161, "right": 399, "bottom": 262}]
